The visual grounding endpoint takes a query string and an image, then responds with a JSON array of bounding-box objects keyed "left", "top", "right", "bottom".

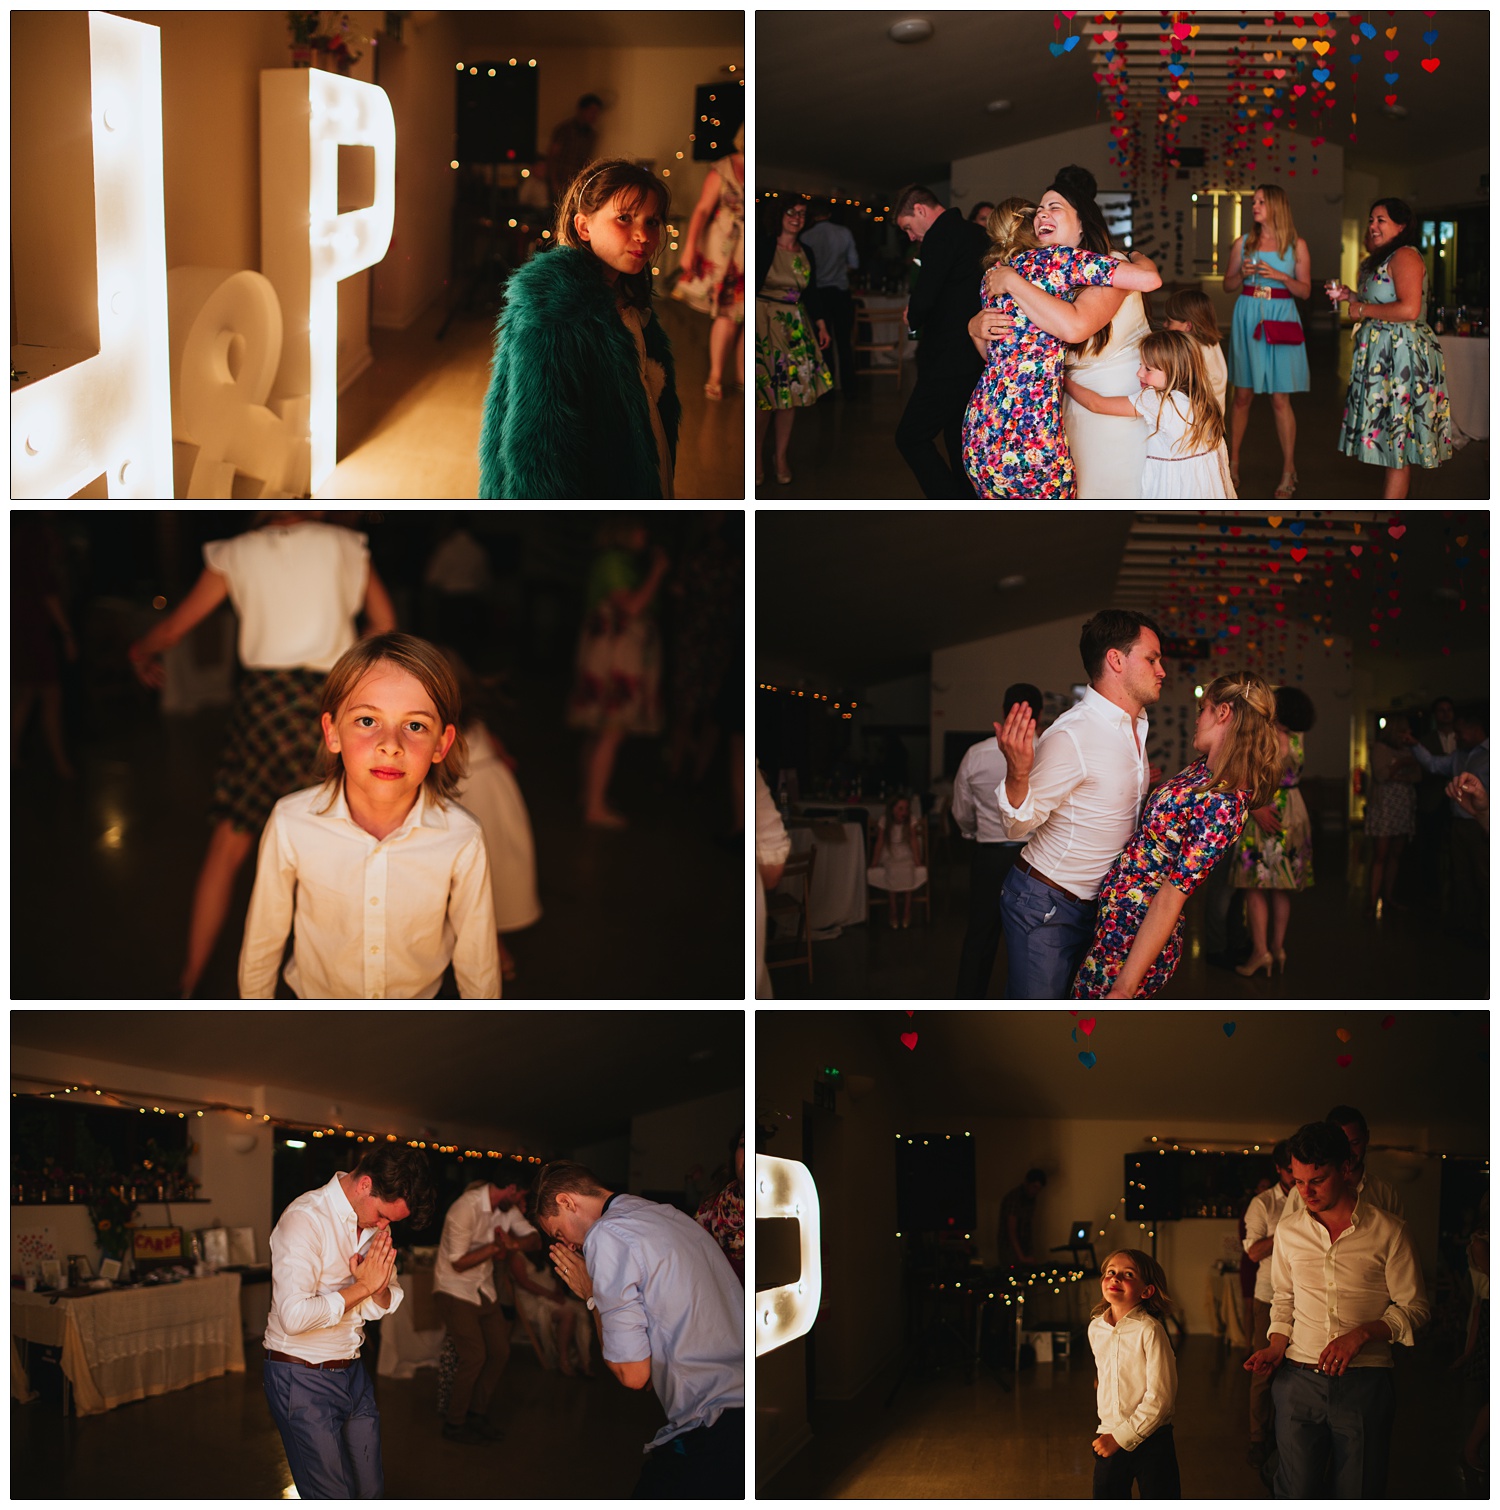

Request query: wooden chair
[
  {"left": 851, "top": 297, "right": 908, "bottom": 382},
  {"left": 766, "top": 847, "right": 816, "bottom": 982},
  {"left": 867, "top": 817, "right": 932, "bottom": 925}
]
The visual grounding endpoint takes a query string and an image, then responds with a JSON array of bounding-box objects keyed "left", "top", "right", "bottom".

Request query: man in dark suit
[{"left": 892, "top": 184, "right": 989, "bottom": 498}]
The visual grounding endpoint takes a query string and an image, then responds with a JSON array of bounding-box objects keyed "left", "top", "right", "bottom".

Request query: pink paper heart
[
  {"left": 1388, "top": 523, "right": 1406, "bottom": 539},
  {"left": 900, "top": 1031, "right": 918, "bottom": 1051}
]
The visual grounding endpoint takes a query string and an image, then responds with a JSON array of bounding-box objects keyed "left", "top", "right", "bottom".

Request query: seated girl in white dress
[
  {"left": 1064, "top": 329, "right": 1235, "bottom": 500},
  {"left": 867, "top": 794, "right": 927, "bottom": 928}
]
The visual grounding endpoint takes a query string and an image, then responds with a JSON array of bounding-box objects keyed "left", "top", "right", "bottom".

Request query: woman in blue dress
[
  {"left": 1328, "top": 197, "right": 1453, "bottom": 500},
  {"left": 1223, "top": 184, "right": 1311, "bottom": 499}
]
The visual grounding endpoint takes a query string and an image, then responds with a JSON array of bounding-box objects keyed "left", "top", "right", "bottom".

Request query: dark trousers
[
  {"left": 1451, "top": 816, "right": 1488, "bottom": 935},
  {"left": 263, "top": 1355, "right": 383, "bottom": 1499},
  {"left": 895, "top": 362, "right": 979, "bottom": 498},
  {"left": 1271, "top": 1362, "right": 1395, "bottom": 1498},
  {"left": 1093, "top": 1422, "right": 1181, "bottom": 1498},
  {"left": 434, "top": 1290, "right": 512, "bottom": 1427},
  {"left": 1000, "top": 866, "right": 1097, "bottom": 999},
  {"left": 820, "top": 286, "right": 857, "bottom": 390},
  {"left": 633, "top": 1407, "right": 745, "bottom": 1499},
  {"left": 956, "top": 842, "right": 1023, "bottom": 997}
]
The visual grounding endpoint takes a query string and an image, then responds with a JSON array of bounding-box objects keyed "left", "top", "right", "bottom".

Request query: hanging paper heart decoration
[
  {"left": 1290, "top": 547, "right": 1309, "bottom": 562},
  {"left": 900, "top": 1031, "right": 919, "bottom": 1051},
  {"left": 1336, "top": 1027, "right": 1352, "bottom": 1042},
  {"left": 1292, "top": 83, "right": 1308, "bottom": 95},
  {"left": 1336, "top": 1053, "right": 1353, "bottom": 1068},
  {"left": 1079, "top": 1016, "right": 1096, "bottom": 1036},
  {"left": 1388, "top": 523, "right": 1406, "bottom": 539},
  {"left": 1292, "top": 35, "right": 1308, "bottom": 49},
  {"left": 1420, "top": 57, "right": 1440, "bottom": 71},
  {"left": 1314, "top": 66, "right": 1332, "bottom": 81},
  {"left": 1049, "top": 41, "right": 1067, "bottom": 56},
  {"left": 1384, "top": 94, "right": 1398, "bottom": 104},
  {"left": 1314, "top": 10, "right": 1329, "bottom": 23},
  {"left": 1383, "top": 71, "right": 1398, "bottom": 83},
  {"left": 1078, "top": 1051, "right": 1097, "bottom": 1069},
  {"left": 1382, "top": 1015, "right": 1396, "bottom": 1029},
  {"left": 1384, "top": 48, "right": 1400, "bottom": 60},
  {"left": 1360, "top": 21, "right": 1377, "bottom": 38},
  {"left": 1350, "top": 544, "right": 1363, "bottom": 556},
  {"left": 1102, "top": 28, "right": 1118, "bottom": 42},
  {"left": 1268, "top": 515, "right": 1283, "bottom": 527},
  {"left": 1223, "top": 1022, "right": 1236, "bottom": 1036},
  {"left": 1290, "top": 520, "right": 1305, "bottom": 535},
  {"left": 1168, "top": 88, "right": 1182, "bottom": 100},
  {"left": 1063, "top": 34, "right": 1080, "bottom": 51},
  {"left": 1350, "top": 53, "right": 1362, "bottom": 65},
  {"left": 1423, "top": 28, "right": 1439, "bottom": 44},
  {"left": 1313, "top": 39, "right": 1331, "bottom": 55},
  {"left": 1323, "top": 636, "right": 1335, "bottom": 647},
  {"left": 1386, "top": 26, "right": 1398, "bottom": 38}
]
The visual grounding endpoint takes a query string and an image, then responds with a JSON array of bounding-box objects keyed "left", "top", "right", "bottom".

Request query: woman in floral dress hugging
[
  {"left": 962, "top": 166, "right": 1162, "bottom": 499},
  {"left": 1073, "top": 674, "right": 1283, "bottom": 1000}
]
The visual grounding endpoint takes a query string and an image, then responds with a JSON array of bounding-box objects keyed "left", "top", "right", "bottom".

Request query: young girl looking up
[
  {"left": 239, "top": 633, "right": 500, "bottom": 999},
  {"left": 1089, "top": 1249, "right": 1181, "bottom": 1499},
  {"left": 479, "top": 158, "right": 681, "bottom": 499},
  {"left": 1065, "top": 329, "right": 1234, "bottom": 499},
  {"left": 1163, "top": 289, "right": 1228, "bottom": 416}
]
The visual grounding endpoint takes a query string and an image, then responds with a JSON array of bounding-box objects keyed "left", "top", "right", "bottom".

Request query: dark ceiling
[
  {"left": 759, "top": 1008, "right": 1489, "bottom": 1142},
  {"left": 754, "top": 508, "right": 1487, "bottom": 688},
  {"left": 10, "top": 1010, "right": 746, "bottom": 1150},
  {"left": 757, "top": 10, "right": 1488, "bottom": 193}
]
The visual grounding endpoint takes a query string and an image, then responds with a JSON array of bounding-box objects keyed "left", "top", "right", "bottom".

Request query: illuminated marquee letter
[
  {"left": 755, "top": 1154, "right": 822, "bottom": 1356},
  {"left": 11, "top": 13, "right": 173, "bottom": 499},
  {"left": 261, "top": 68, "right": 395, "bottom": 494}
]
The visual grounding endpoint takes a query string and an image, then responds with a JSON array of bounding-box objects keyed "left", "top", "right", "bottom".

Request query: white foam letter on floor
[
  {"left": 11, "top": 13, "right": 172, "bottom": 499},
  {"left": 755, "top": 1154, "right": 823, "bottom": 1355},
  {"left": 261, "top": 68, "right": 395, "bottom": 495}
]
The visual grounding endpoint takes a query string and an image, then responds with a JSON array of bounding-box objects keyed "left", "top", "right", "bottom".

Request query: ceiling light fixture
[
  {"left": 996, "top": 573, "right": 1025, "bottom": 590},
  {"left": 888, "top": 19, "right": 933, "bottom": 44},
  {"left": 986, "top": 99, "right": 1012, "bottom": 114}
]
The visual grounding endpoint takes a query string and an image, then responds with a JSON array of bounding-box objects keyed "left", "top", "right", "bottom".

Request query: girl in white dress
[
  {"left": 1065, "top": 330, "right": 1235, "bottom": 500},
  {"left": 867, "top": 794, "right": 927, "bottom": 928},
  {"left": 1164, "top": 289, "right": 1229, "bottom": 416}
]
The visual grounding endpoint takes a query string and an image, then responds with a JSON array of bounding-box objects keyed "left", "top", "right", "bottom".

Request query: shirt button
[
  {"left": 370, "top": 946, "right": 379, "bottom": 954},
  {"left": 370, "top": 897, "right": 379, "bottom": 905}
]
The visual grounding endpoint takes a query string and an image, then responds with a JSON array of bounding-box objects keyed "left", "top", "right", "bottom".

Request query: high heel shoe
[
  {"left": 1273, "top": 948, "right": 1287, "bottom": 975},
  {"left": 1273, "top": 469, "right": 1298, "bottom": 500},
  {"left": 1236, "top": 950, "right": 1274, "bottom": 978}
]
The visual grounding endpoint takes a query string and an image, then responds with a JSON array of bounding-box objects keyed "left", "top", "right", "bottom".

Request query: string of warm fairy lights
[
  {"left": 757, "top": 190, "right": 894, "bottom": 226},
  {"left": 758, "top": 684, "right": 859, "bottom": 721},
  {"left": 11, "top": 1077, "right": 541, "bottom": 1165}
]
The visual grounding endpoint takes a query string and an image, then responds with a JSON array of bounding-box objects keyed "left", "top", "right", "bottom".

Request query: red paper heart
[
  {"left": 1388, "top": 523, "right": 1406, "bottom": 539},
  {"left": 1290, "top": 547, "right": 1308, "bottom": 562},
  {"left": 900, "top": 1031, "right": 918, "bottom": 1051},
  {"left": 1384, "top": 48, "right": 1400, "bottom": 60},
  {"left": 1336, "top": 1053, "right": 1353, "bottom": 1068},
  {"left": 1421, "top": 56, "right": 1440, "bottom": 72},
  {"left": 1079, "top": 1016, "right": 1096, "bottom": 1036},
  {"left": 1381, "top": 1015, "right": 1395, "bottom": 1029},
  {"left": 1336, "top": 1027, "right": 1352, "bottom": 1043},
  {"left": 906, "top": 1009, "right": 915, "bottom": 1016},
  {"left": 1350, "top": 544, "right": 1363, "bottom": 555},
  {"left": 1384, "top": 93, "right": 1398, "bottom": 105}
]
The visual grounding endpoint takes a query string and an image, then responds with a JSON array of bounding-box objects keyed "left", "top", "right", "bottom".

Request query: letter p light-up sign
[{"left": 754, "top": 1154, "right": 822, "bottom": 1356}]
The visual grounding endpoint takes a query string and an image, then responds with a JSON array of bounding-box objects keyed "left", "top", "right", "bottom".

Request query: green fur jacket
[{"left": 478, "top": 245, "right": 681, "bottom": 499}]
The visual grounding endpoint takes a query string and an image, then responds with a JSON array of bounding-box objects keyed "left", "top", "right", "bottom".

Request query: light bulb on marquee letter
[
  {"left": 11, "top": 13, "right": 173, "bottom": 499},
  {"left": 755, "top": 1154, "right": 822, "bottom": 1356},
  {"left": 261, "top": 68, "right": 395, "bottom": 495}
]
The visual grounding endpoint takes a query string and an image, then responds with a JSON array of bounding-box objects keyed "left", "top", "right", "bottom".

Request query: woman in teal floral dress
[
  {"left": 1330, "top": 197, "right": 1452, "bottom": 500},
  {"left": 754, "top": 197, "right": 831, "bottom": 488},
  {"left": 1073, "top": 674, "right": 1282, "bottom": 1000},
  {"left": 1233, "top": 685, "right": 1316, "bottom": 978}
]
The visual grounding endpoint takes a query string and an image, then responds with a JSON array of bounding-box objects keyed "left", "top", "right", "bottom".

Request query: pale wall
[{"left": 630, "top": 1086, "right": 743, "bottom": 1196}]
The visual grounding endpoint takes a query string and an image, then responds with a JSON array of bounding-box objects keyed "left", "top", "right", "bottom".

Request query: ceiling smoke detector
[{"left": 888, "top": 18, "right": 933, "bottom": 44}]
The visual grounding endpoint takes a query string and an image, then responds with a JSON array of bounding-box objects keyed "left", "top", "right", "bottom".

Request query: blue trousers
[
  {"left": 264, "top": 1355, "right": 384, "bottom": 1499},
  {"left": 1000, "top": 866, "right": 1098, "bottom": 999},
  {"left": 1271, "top": 1363, "right": 1395, "bottom": 1498}
]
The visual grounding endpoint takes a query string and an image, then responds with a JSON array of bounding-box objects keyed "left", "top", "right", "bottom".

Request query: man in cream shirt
[
  {"left": 1244, "top": 1121, "right": 1429, "bottom": 1498},
  {"left": 993, "top": 610, "right": 1164, "bottom": 997}
]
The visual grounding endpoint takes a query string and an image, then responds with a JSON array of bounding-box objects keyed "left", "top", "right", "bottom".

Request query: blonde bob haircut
[
  {"left": 1247, "top": 182, "right": 1297, "bottom": 258},
  {"left": 315, "top": 631, "right": 468, "bottom": 810},
  {"left": 1090, "top": 1249, "right": 1176, "bottom": 1324},
  {"left": 1198, "top": 671, "right": 1282, "bottom": 809},
  {"left": 553, "top": 156, "right": 670, "bottom": 312},
  {"left": 980, "top": 197, "right": 1042, "bottom": 272}
]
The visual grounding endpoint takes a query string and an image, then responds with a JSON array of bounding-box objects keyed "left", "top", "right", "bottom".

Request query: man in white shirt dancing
[
  {"left": 1244, "top": 1121, "right": 1429, "bottom": 1498},
  {"left": 263, "top": 1146, "right": 436, "bottom": 1498},
  {"left": 994, "top": 610, "right": 1164, "bottom": 997}
]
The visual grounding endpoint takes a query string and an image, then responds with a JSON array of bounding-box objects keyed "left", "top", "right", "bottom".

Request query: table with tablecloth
[
  {"left": 1207, "top": 1266, "right": 1252, "bottom": 1349},
  {"left": 772, "top": 820, "right": 868, "bottom": 937},
  {"left": 1437, "top": 335, "right": 1488, "bottom": 445},
  {"left": 11, "top": 1272, "right": 244, "bottom": 1415},
  {"left": 376, "top": 1261, "right": 446, "bottom": 1378}
]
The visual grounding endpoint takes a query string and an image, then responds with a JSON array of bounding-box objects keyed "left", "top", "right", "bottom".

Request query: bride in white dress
[{"left": 1063, "top": 289, "right": 1151, "bottom": 499}]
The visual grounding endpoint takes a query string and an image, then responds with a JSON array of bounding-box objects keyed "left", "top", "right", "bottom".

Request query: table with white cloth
[
  {"left": 1436, "top": 335, "right": 1488, "bottom": 444},
  {"left": 772, "top": 820, "right": 868, "bottom": 937},
  {"left": 11, "top": 1272, "right": 244, "bottom": 1415},
  {"left": 376, "top": 1263, "right": 446, "bottom": 1378},
  {"left": 1207, "top": 1266, "right": 1251, "bottom": 1349}
]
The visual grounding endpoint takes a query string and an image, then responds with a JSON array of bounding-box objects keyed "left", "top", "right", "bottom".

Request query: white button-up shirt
[
  {"left": 1268, "top": 1197, "right": 1429, "bottom": 1367},
  {"left": 1243, "top": 1181, "right": 1292, "bottom": 1304},
  {"left": 952, "top": 737, "right": 1032, "bottom": 846},
  {"left": 264, "top": 1171, "right": 404, "bottom": 1363},
  {"left": 994, "top": 686, "right": 1150, "bottom": 899},
  {"left": 433, "top": 1186, "right": 537, "bottom": 1305},
  {"left": 239, "top": 781, "right": 500, "bottom": 1000},
  {"left": 1087, "top": 1306, "right": 1177, "bottom": 1452}
]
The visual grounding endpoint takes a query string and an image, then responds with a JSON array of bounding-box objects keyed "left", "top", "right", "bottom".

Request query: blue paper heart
[
  {"left": 1350, "top": 53, "right": 1362, "bottom": 65},
  {"left": 1078, "top": 1051, "right": 1097, "bottom": 1069},
  {"left": 1168, "top": 62, "right": 1185, "bottom": 76},
  {"left": 1361, "top": 21, "right": 1377, "bottom": 38},
  {"left": 1223, "top": 1021, "right": 1236, "bottom": 1037},
  {"left": 1050, "top": 40, "right": 1066, "bottom": 56},
  {"left": 1314, "top": 67, "right": 1332, "bottom": 82},
  {"left": 1423, "top": 28, "right": 1439, "bottom": 45},
  {"left": 1104, "top": 48, "right": 1115, "bottom": 61},
  {"left": 1291, "top": 521, "right": 1305, "bottom": 536},
  {"left": 1072, "top": 1027, "right": 1078, "bottom": 1042},
  {"left": 1383, "top": 70, "right": 1399, "bottom": 83},
  {"left": 1063, "top": 34, "right": 1079, "bottom": 52}
]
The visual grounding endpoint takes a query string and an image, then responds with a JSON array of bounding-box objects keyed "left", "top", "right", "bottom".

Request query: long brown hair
[
  {"left": 314, "top": 632, "right": 468, "bottom": 810},
  {"left": 553, "top": 156, "right": 670, "bottom": 312},
  {"left": 1138, "top": 329, "right": 1224, "bottom": 456},
  {"left": 1090, "top": 1249, "right": 1176, "bottom": 1323},
  {"left": 1198, "top": 672, "right": 1282, "bottom": 808},
  {"left": 1247, "top": 182, "right": 1297, "bottom": 258},
  {"left": 980, "top": 197, "right": 1041, "bottom": 273},
  {"left": 1164, "top": 288, "right": 1221, "bottom": 348}
]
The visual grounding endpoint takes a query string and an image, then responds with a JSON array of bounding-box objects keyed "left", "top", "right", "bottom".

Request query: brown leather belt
[
  {"left": 1282, "top": 1357, "right": 1336, "bottom": 1373},
  {"left": 264, "top": 1348, "right": 357, "bottom": 1371},
  {"left": 1014, "top": 856, "right": 1087, "bottom": 905}
]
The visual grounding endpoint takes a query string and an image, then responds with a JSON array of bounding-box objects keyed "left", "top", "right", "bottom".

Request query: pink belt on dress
[{"left": 1146, "top": 450, "right": 1217, "bottom": 461}]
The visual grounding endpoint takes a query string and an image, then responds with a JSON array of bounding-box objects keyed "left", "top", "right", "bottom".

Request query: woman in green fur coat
[{"left": 479, "top": 158, "right": 682, "bottom": 499}]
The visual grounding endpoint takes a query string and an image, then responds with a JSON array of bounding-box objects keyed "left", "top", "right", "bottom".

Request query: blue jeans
[
  {"left": 1271, "top": 1363, "right": 1395, "bottom": 1498},
  {"left": 1000, "top": 866, "right": 1098, "bottom": 999},
  {"left": 263, "top": 1354, "right": 384, "bottom": 1499}
]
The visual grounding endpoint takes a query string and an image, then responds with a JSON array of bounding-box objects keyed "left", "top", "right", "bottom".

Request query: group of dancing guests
[{"left": 755, "top": 163, "right": 1453, "bottom": 500}]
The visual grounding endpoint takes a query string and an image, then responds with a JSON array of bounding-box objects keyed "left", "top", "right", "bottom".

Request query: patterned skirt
[{"left": 208, "top": 667, "right": 327, "bottom": 833}]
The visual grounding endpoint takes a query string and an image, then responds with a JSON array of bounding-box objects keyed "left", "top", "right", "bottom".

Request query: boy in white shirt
[{"left": 239, "top": 633, "right": 500, "bottom": 998}]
